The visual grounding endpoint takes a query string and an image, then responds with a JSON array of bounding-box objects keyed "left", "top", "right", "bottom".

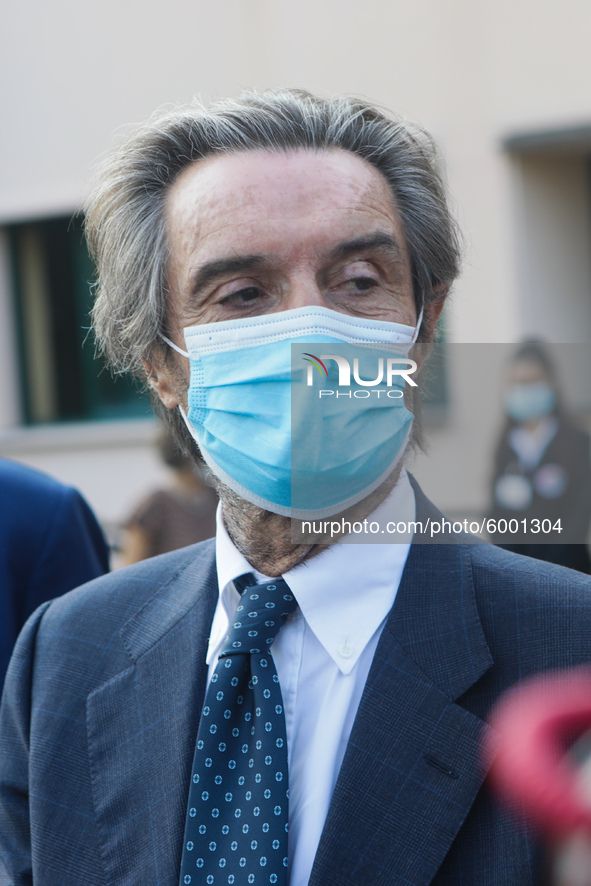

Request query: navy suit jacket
[
  {"left": 0, "top": 458, "right": 110, "bottom": 690},
  {"left": 1, "top": 481, "right": 591, "bottom": 885}
]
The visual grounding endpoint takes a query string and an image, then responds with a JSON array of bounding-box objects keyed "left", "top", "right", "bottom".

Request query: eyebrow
[
  {"left": 329, "top": 232, "right": 403, "bottom": 262},
  {"left": 188, "top": 255, "right": 266, "bottom": 297},
  {"left": 186, "top": 231, "right": 403, "bottom": 297}
]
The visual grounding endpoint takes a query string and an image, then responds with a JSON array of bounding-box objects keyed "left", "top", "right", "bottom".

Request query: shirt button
[{"left": 339, "top": 643, "right": 353, "bottom": 659}]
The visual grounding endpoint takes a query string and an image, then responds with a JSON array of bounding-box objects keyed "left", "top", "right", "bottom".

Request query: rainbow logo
[{"left": 303, "top": 353, "right": 328, "bottom": 377}]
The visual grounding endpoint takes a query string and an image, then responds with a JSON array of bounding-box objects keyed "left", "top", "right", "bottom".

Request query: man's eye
[
  {"left": 221, "top": 286, "right": 261, "bottom": 305},
  {"left": 345, "top": 277, "right": 378, "bottom": 292}
]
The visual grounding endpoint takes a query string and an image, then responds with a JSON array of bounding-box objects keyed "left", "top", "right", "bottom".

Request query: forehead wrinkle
[{"left": 169, "top": 147, "right": 399, "bottom": 242}]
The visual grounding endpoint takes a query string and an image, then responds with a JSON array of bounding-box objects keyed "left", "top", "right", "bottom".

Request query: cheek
[
  {"left": 172, "top": 359, "right": 190, "bottom": 397},
  {"left": 163, "top": 356, "right": 191, "bottom": 406}
]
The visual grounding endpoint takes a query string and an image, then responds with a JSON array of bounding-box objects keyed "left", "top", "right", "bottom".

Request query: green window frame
[{"left": 8, "top": 214, "right": 151, "bottom": 424}]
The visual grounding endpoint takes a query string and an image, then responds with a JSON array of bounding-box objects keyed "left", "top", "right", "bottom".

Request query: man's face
[
  {"left": 150, "top": 147, "right": 429, "bottom": 556},
  {"left": 164, "top": 147, "right": 417, "bottom": 349}
]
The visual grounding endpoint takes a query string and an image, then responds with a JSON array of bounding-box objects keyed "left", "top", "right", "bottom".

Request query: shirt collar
[{"left": 213, "top": 470, "right": 415, "bottom": 675}]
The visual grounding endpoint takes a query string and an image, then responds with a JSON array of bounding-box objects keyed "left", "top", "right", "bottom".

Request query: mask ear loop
[
  {"left": 160, "top": 333, "right": 190, "bottom": 358},
  {"left": 411, "top": 306, "right": 424, "bottom": 344}
]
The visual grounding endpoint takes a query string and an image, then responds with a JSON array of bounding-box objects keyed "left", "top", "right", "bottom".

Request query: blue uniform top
[{"left": 0, "top": 457, "right": 109, "bottom": 689}]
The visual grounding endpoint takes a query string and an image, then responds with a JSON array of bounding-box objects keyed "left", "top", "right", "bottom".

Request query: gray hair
[{"left": 86, "top": 88, "right": 461, "bottom": 381}]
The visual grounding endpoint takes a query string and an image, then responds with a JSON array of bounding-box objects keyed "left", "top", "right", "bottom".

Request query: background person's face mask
[
  {"left": 163, "top": 306, "right": 421, "bottom": 519},
  {"left": 504, "top": 382, "right": 556, "bottom": 424}
]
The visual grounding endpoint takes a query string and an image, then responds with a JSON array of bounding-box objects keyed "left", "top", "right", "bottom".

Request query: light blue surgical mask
[
  {"left": 504, "top": 382, "right": 556, "bottom": 423},
  {"left": 162, "top": 306, "right": 421, "bottom": 519}
]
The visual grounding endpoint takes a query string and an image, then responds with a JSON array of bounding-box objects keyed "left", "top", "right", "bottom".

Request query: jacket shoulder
[
  {"left": 13, "top": 539, "right": 217, "bottom": 690},
  {"left": 41, "top": 538, "right": 216, "bottom": 631},
  {"left": 465, "top": 542, "right": 591, "bottom": 671},
  {"left": 467, "top": 541, "right": 591, "bottom": 597}
]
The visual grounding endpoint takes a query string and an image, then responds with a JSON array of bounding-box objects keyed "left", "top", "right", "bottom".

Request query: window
[{"left": 8, "top": 214, "right": 151, "bottom": 424}]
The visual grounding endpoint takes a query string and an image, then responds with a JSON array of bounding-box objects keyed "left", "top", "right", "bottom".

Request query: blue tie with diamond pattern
[{"left": 179, "top": 574, "right": 298, "bottom": 886}]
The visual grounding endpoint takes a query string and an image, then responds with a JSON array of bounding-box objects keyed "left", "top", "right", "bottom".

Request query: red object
[{"left": 486, "top": 668, "right": 591, "bottom": 839}]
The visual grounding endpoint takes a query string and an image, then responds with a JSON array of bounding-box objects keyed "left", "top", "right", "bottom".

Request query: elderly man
[{"left": 1, "top": 89, "right": 591, "bottom": 886}]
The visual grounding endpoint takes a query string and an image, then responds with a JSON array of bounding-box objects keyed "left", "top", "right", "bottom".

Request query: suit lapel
[
  {"left": 86, "top": 544, "right": 217, "bottom": 886},
  {"left": 311, "top": 484, "right": 496, "bottom": 886}
]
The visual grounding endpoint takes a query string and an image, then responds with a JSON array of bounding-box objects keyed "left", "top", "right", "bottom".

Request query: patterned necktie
[{"left": 180, "top": 574, "right": 298, "bottom": 886}]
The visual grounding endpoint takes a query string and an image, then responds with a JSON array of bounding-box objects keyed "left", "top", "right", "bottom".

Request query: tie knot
[{"left": 220, "top": 577, "right": 298, "bottom": 657}]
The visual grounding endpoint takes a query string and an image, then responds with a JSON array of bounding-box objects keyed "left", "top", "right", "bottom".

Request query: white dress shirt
[
  {"left": 509, "top": 416, "right": 558, "bottom": 470},
  {"left": 208, "top": 471, "right": 416, "bottom": 885}
]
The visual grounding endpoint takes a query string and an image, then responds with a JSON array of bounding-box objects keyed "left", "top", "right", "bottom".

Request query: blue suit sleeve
[
  {"left": 23, "top": 487, "right": 110, "bottom": 623},
  {"left": 0, "top": 460, "right": 110, "bottom": 692},
  {"left": 0, "top": 603, "right": 50, "bottom": 886}
]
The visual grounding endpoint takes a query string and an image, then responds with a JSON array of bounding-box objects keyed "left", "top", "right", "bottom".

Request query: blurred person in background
[
  {"left": 120, "top": 427, "right": 217, "bottom": 565},
  {"left": 489, "top": 340, "right": 591, "bottom": 573},
  {"left": 0, "top": 457, "right": 109, "bottom": 690}
]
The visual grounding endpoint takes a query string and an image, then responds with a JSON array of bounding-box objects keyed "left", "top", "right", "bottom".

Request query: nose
[{"left": 279, "top": 272, "right": 332, "bottom": 313}]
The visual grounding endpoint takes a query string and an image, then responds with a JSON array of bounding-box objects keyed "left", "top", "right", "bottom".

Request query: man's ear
[
  {"left": 142, "top": 357, "right": 181, "bottom": 409},
  {"left": 410, "top": 284, "right": 449, "bottom": 374},
  {"left": 421, "top": 283, "right": 449, "bottom": 342}
]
